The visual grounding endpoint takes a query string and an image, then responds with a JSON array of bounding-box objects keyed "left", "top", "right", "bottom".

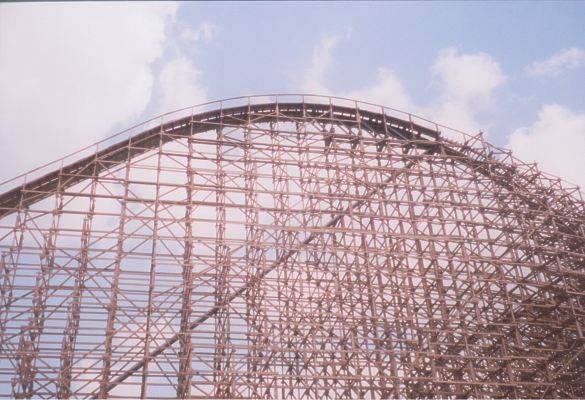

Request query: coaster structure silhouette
[{"left": 0, "top": 95, "right": 584, "bottom": 398}]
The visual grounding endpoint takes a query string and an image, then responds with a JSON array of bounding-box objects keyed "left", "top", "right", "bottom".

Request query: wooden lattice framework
[{"left": 0, "top": 95, "right": 584, "bottom": 398}]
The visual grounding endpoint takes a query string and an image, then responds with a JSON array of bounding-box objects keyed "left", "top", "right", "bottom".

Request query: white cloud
[
  {"left": 180, "top": 22, "right": 218, "bottom": 44},
  {"left": 425, "top": 101, "right": 480, "bottom": 135},
  {"left": 301, "top": 38, "right": 505, "bottom": 134},
  {"left": 345, "top": 67, "right": 412, "bottom": 111},
  {"left": 299, "top": 36, "right": 581, "bottom": 194},
  {"left": 507, "top": 104, "right": 585, "bottom": 189},
  {"left": 300, "top": 35, "right": 412, "bottom": 111},
  {"left": 527, "top": 48, "right": 585, "bottom": 77},
  {"left": 425, "top": 47, "right": 506, "bottom": 133},
  {"left": 300, "top": 34, "right": 339, "bottom": 94},
  {"left": 0, "top": 2, "right": 178, "bottom": 181},
  {"left": 431, "top": 48, "right": 506, "bottom": 106},
  {"left": 157, "top": 57, "right": 207, "bottom": 113}
]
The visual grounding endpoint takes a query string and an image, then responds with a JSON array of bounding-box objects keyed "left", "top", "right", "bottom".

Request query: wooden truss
[{"left": 0, "top": 95, "right": 584, "bottom": 398}]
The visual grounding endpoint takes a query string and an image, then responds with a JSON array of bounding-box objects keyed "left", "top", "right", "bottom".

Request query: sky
[{"left": 1, "top": 1, "right": 584, "bottom": 190}]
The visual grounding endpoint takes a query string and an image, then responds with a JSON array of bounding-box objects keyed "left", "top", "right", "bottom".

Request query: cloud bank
[
  {"left": 0, "top": 2, "right": 214, "bottom": 183},
  {"left": 0, "top": 2, "right": 179, "bottom": 181}
]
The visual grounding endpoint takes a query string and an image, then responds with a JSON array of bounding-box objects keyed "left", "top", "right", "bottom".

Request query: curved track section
[{"left": 0, "top": 100, "right": 441, "bottom": 218}]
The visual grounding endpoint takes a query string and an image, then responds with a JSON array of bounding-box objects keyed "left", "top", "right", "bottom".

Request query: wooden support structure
[{"left": 0, "top": 95, "right": 584, "bottom": 398}]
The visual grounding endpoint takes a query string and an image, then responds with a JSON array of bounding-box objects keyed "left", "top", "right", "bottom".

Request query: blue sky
[{"left": 1, "top": 1, "right": 584, "bottom": 188}]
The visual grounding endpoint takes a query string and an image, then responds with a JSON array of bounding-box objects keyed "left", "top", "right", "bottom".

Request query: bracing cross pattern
[{"left": 0, "top": 95, "right": 584, "bottom": 398}]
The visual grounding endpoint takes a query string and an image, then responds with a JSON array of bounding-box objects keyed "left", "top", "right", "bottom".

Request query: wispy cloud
[
  {"left": 527, "top": 48, "right": 585, "bottom": 77},
  {"left": 300, "top": 34, "right": 413, "bottom": 114},
  {"left": 180, "top": 22, "right": 219, "bottom": 44},
  {"left": 300, "top": 37, "right": 505, "bottom": 134},
  {"left": 156, "top": 57, "right": 207, "bottom": 113},
  {"left": 300, "top": 34, "right": 339, "bottom": 94},
  {"left": 156, "top": 20, "right": 214, "bottom": 115}
]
